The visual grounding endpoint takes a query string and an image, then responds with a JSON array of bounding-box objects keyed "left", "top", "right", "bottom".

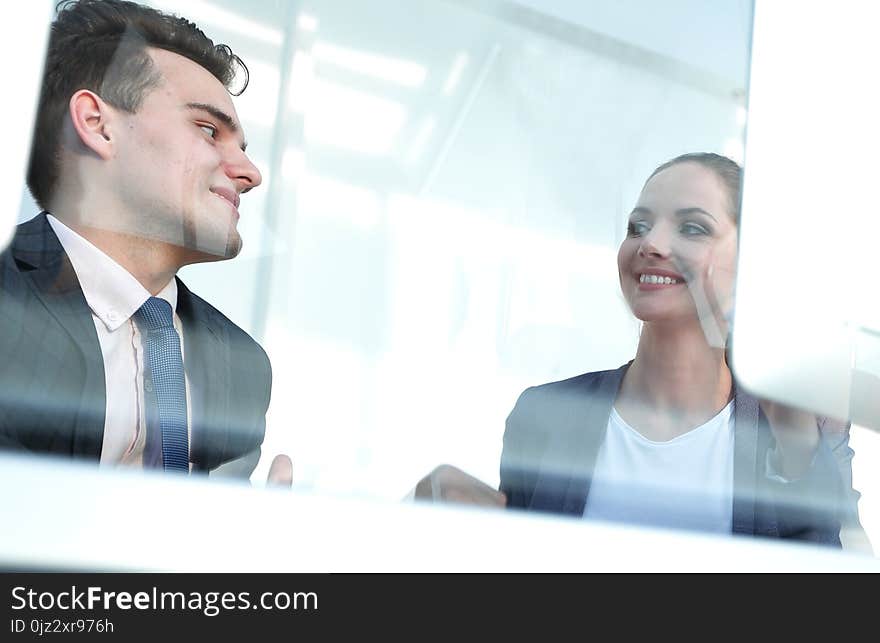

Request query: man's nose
[{"left": 225, "top": 148, "right": 262, "bottom": 193}]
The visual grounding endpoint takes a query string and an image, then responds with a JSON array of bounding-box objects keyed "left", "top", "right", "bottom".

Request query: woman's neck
[{"left": 616, "top": 319, "right": 732, "bottom": 440}]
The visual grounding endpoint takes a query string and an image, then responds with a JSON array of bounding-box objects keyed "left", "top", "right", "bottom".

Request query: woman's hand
[
  {"left": 759, "top": 399, "right": 821, "bottom": 479},
  {"left": 414, "top": 465, "right": 507, "bottom": 508}
]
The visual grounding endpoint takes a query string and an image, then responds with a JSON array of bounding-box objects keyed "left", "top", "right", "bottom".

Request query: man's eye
[
  {"left": 680, "top": 222, "right": 710, "bottom": 236},
  {"left": 627, "top": 221, "right": 650, "bottom": 236},
  {"left": 198, "top": 124, "right": 217, "bottom": 138}
]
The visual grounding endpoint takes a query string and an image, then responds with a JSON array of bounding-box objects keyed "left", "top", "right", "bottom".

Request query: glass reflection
[{"left": 10, "top": 0, "right": 871, "bottom": 555}]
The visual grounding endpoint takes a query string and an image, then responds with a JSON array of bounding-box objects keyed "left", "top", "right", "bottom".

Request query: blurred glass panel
[
  {"left": 3, "top": 1, "right": 52, "bottom": 252},
  {"left": 191, "top": 0, "right": 750, "bottom": 498},
  {"left": 733, "top": 1, "right": 880, "bottom": 434}
]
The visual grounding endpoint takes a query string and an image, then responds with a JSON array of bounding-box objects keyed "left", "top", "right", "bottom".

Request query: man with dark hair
[{"left": 1, "top": 0, "right": 291, "bottom": 483}]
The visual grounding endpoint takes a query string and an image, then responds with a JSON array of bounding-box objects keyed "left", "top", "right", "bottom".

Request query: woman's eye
[
  {"left": 199, "top": 124, "right": 217, "bottom": 138},
  {"left": 680, "top": 222, "right": 710, "bottom": 236},
  {"left": 627, "top": 221, "right": 650, "bottom": 236}
]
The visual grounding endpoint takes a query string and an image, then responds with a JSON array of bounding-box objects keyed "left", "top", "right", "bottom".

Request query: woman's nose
[{"left": 638, "top": 226, "right": 671, "bottom": 258}]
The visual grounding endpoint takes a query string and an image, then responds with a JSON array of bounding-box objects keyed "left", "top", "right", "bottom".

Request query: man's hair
[
  {"left": 645, "top": 152, "right": 743, "bottom": 222},
  {"left": 27, "top": 0, "right": 249, "bottom": 209}
]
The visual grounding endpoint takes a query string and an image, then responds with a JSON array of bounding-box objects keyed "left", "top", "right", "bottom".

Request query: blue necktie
[{"left": 134, "top": 297, "right": 189, "bottom": 473}]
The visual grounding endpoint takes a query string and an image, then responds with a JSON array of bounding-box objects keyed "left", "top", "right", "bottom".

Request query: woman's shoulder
[
  {"left": 504, "top": 364, "right": 628, "bottom": 450},
  {"left": 514, "top": 363, "right": 630, "bottom": 410},
  {"left": 524, "top": 363, "right": 628, "bottom": 393}
]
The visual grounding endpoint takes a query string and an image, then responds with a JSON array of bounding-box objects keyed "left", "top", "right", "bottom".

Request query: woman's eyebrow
[
  {"left": 630, "top": 206, "right": 718, "bottom": 223},
  {"left": 675, "top": 207, "right": 717, "bottom": 222}
]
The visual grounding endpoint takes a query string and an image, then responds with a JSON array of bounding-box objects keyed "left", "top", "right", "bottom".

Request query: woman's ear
[{"left": 68, "top": 89, "right": 115, "bottom": 159}]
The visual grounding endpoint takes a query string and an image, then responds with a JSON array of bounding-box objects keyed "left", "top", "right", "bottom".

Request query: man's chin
[
  {"left": 178, "top": 232, "right": 242, "bottom": 264},
  {"left": 193, "top": 223, "right": 242, "bottom": 259},
  {"left": 225, "top": 235, "right": 243, "bottom": 259}
]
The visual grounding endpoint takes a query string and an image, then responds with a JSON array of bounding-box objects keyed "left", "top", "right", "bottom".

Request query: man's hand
[
  {"left": 759, "top": 399, "right": 820, "bottom": 479},
  {"left": 414, "top": 464, "right": 506, "bottom": 508},
  {"left": 266, "top": 453, "right": 293, "bottom": 487}
]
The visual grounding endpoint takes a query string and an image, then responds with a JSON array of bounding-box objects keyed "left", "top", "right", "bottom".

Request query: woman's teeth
[{"left": 640, "top": 274, "right": 678, "bottom": 285}]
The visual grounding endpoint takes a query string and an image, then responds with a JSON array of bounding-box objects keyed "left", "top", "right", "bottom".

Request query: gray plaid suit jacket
[{"left": 0, "top": 213, "right": 271, "bottom": 473}]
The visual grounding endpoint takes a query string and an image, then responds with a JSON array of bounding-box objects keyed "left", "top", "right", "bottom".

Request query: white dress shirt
[{"left": 47, "top": 214, "right": 191, "bottom": 468}]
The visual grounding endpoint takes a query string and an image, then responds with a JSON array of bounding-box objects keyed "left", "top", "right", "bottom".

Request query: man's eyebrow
[
  {"left": 185, "top": 102, "right": 248, "bottom": 151},
  {"left": 630, "top": 206, "right": 652, "bottom": 217}
]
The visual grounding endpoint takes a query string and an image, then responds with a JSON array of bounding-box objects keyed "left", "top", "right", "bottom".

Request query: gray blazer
[
  {"left": 0, "top": 213, "right": 271, "bottom": 473},
  {"left": 500, "top": 364, "right": 857, "bottom": 546}
]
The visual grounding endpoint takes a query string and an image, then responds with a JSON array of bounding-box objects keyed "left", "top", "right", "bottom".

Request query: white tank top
[{"left": 583, "top": 401, "right": 735, "bottom": 534}]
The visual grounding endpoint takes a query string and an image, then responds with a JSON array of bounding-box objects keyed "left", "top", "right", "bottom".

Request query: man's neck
[{"left": 50, "top": 214, "right": 182, "bottom": 296}]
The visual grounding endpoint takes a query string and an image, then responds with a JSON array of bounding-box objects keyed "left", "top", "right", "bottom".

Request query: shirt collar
[{"left": 47, "top": 214, "right": 178, "bottom": 331}]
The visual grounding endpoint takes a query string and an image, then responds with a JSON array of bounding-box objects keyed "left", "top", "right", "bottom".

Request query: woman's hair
[{"left": 644, "top": 152, "right": 742, "bottom": 222}]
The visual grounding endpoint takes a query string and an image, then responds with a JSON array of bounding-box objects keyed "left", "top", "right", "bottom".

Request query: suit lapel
[
  {"left": 14, "top": 215, "right": 102, "bottom": 359},
  {"left": 731, "top": 389, "right": 759, "bottom": 536},
  {"left": 176, "top": 279, "right": 230, "bottom": 471},
  {"left": 11, "top": 214, "right": 105, "bottom": 458},
  {"left": 531, "top": 365, "right": 628, "bottom": 516},
  {"left": 732, "top": 389, "right": 781, "bottom": 537}
]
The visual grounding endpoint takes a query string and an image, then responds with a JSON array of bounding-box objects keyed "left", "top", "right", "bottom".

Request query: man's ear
[{"left": 68, "top": 89, "right": 116, "bottom": 160}]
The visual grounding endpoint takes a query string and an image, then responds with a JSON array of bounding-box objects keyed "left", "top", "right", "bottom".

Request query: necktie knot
[{"left": 134, "top": 297, "right": 174, "bottom": 332}]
